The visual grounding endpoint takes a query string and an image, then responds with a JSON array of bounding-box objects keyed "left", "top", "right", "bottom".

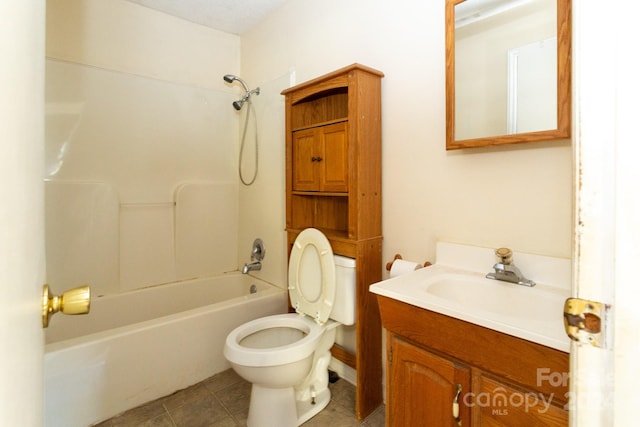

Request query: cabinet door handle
[
  {"left": 452, "top": 383, "right": 462, "bottom": 426},
  {"left": 311, "top": 156, "right": 323, "bottom": 162}
]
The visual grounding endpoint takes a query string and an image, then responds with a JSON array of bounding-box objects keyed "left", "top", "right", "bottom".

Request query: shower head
[
  {"left": 232, "top": 100, "right": 244, "bottom": 111},
  {"left": 223, "top": 74, "right": 250, "bottom": 92},
  {"left": 224, "top": 74, "right": 260, "bottom": 111}
]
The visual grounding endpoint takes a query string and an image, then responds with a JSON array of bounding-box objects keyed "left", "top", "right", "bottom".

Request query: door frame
[{"left": 571, "top": 0, "right": 638, "bottom": 425}]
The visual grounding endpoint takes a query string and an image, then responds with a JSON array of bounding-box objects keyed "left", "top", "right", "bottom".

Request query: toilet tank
[{"left": 331, "top": 255, "right": 356, "bottom": 325}]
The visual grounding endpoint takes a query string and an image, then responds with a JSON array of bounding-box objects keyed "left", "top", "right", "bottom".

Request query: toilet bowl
[
  {"left": 224, "top": 314, "right": 323, "bottom": 385},
  {"left": 223, "top": 228, "right": 356, "bottom": 427}
]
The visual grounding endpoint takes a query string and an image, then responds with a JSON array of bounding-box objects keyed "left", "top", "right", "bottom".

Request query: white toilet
[{"left": 224, "top": 228, "right": 356, "bottom": 427}]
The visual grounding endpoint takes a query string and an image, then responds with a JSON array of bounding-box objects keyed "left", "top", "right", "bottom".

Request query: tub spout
[{"left": 242, "top": 261, "right": 262, "bottom": 274}]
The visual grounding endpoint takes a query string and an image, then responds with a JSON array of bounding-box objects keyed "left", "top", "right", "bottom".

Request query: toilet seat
[
  {"left": 224, "top": 313, "right": 324, "bottom": 367},
  {"left": 288, "top": 228, "right": 336, "bottom": 324}
]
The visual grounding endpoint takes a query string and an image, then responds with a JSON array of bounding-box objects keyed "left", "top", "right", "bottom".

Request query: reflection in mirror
[{"left": 445, "top": 0, "right": 571, "bottom": 150}]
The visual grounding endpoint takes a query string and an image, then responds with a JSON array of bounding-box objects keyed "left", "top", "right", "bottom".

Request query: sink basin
[
  {"left": 370, "top": 264, "right": 571, "bottom": 352},
  {"left": 424, "top": 273, "right": 564, "bottom": 321}
]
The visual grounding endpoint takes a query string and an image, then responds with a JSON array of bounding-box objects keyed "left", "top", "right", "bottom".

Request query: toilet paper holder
[{"left": 385, "top": 253, "right": 432, "bottom": 271}]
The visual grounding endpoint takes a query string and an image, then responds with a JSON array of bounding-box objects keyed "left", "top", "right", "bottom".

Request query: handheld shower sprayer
[
  {"left": 223, "top": 73, "right": 261, "bottom": 186},
  {"left": 223, "top": 74, "right": 260, "bottom": 110}
]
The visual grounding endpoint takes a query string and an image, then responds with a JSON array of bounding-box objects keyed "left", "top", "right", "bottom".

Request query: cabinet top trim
[{"left": 281, "top": 63, "right": 384, "bottom": 96}]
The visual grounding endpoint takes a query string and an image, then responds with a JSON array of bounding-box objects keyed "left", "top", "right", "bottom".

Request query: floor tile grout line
[
  {"left": 211, "top": 388, "right": 243, "bottom": 426},
  {"left": 161, "top": 402, "right": 179, "bottom": 427}
]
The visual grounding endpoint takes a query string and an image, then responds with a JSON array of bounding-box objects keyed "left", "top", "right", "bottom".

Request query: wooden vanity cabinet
[
  {"left": 282, "top": 64, "right": 384, "bottom": 419},
  {"left": 378, "top": 295, "right": 570, "bottom": 427}
]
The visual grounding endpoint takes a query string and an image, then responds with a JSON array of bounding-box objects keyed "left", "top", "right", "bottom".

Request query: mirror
[{"left": 446, "top": 0, "right": 571, "bottom": 150}]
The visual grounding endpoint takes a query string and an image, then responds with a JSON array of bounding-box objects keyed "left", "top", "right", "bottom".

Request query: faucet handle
[
  {"left": 495, "top": 247, "right": 513, "bottom": 265},
  {"left": 250, "top": 238, "right": 265, "bottom": 261}
]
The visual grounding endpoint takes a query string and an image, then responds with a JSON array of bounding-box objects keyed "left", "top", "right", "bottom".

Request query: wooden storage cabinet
[
  {"left": 378, "top": 295, "right": 569, "bottom": 427},
  {"left": 292, "top": 122, "right": 348, "bottom": 192},
  {"left": 282, "top": 64, "right": 384, "bottom": 419}
]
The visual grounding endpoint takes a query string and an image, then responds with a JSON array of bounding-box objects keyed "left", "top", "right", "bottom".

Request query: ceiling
[{"left": 125, "top": 0, "right": 288, "bottom": 35}]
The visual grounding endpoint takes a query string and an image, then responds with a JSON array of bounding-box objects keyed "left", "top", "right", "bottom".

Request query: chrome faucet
[
  {"left": 242, "top": 261, "right": 262, "bottom": 274},
  {"left": 242, "top": 238, "right": 265, "bottom": 274},
  {"left": 486, "top": 247, "right": 535, "bottom": 287}
]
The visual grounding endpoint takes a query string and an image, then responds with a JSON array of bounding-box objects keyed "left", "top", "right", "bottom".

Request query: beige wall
[{"left": 241, "top": 0, "right": 573, "bottom": 278}]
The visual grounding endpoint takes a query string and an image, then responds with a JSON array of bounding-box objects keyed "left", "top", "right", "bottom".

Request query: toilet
[{"left": 223, "top": 228, "right": 356, "bottom": 427}]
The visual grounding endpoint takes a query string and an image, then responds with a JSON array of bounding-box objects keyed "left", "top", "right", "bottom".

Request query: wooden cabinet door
[
  {"left": 318, "top": 122, "right": 348, "bottom": 192},
  {"left": 292, "top": 122, "right": 348, "bottom": 192},
  {"left": 474, "top": 375, "right": 568, "bottom": 426},
  {"left": 389, "top": 335, "right": 470, "bottom": 427},
  {"left": 292, "top": 128, "right": 318, "bottom": 191}
]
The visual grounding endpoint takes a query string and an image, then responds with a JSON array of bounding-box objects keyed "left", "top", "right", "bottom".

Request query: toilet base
[
  {"left": 246, "top": 384, "right": 331, "bottom": 427},
  {"left": 247, "top": 385, "right": 297, "bottom": 427},
  {"left": 296, "top": 387, "right": 331, "bottom": 425}
]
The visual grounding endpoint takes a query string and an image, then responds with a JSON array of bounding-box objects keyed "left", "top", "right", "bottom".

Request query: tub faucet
[
  {"left": 242, "top": 238, "right": 265, "bottom": 274},
  {"left": 486, "top": 248, "right": 535, "bottom": 287},
  {"left": 242, "top": 261, "right": 262, "bottom": 274}
]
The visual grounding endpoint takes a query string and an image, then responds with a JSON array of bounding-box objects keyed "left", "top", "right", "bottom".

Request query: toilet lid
[{"left": 288, "top": 228, "right": 336, "bottom": 324}]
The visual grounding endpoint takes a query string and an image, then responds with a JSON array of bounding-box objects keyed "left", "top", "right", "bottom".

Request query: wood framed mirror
[{"left": 446, "top": 0, "right": 571, "bottom": 150}]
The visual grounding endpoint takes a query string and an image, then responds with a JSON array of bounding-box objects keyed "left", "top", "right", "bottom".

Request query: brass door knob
[{"left": 42, "top": 284, "right": 91, "bottom": 328}]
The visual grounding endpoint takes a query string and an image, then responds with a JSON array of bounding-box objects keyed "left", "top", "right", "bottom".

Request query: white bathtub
[{"left": 44, "top": 273, "right": 287, "bottom": 427}]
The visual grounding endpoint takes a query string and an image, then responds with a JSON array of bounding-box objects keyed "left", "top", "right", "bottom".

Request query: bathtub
[{"left": 44, "top": 273, "right": 287, "bottom": 427}]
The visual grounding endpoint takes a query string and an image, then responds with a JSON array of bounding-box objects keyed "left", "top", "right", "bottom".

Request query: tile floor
[{"left": 94, "top": 369, "right": 385, "bottom": 427}]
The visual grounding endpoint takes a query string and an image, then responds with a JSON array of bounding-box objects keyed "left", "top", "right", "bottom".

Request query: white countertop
[{"left": 370, "top": 242, "right": 571, "bottom": 353}]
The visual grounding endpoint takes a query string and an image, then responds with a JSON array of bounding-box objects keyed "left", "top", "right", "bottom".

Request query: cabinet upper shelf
[
  {"left": 290, "top": 87, "right": 348, "bottom": 130},
  {"left": 291, "top": 118, "right": 347, "bottom": 133},
  {"left": 282, "top": 63, "right": 384, "bottom": 131}
]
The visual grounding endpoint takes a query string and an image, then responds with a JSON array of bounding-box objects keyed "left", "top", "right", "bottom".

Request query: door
[
  {"left": 292, "top": 128, "right": 319, "bottom": 191},
  {"left": 474, "top": 374, "right": 568, "bottom": 426},
  {"left": 388, "top": 335, "right": 470, "bottom": 427},
  {"left": 318, "top": 122, "right": 348, "bottom": 192},
  {"left": 571, "top": 1, "right": 639, "bottom": 426},
  {"left": 292, "top": 122, "right": 348, "bottom": 192},
  {"left": 0, "top": 2, "right": 46, "bottom": 426}
]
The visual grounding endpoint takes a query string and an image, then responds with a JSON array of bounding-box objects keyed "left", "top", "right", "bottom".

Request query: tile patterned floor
[{"left": 94, "top": 369, "right": 385, "bottom": 427}]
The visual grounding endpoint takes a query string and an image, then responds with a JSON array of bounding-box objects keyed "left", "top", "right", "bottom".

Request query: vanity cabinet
[
  {"left": 282, "top": 64, "right": 384, "bottom": 419},
  {"left": 378, "top": 295, "right": 569, "bottom": 427}
]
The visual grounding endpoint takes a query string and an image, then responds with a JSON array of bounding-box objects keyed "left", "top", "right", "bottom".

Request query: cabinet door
[
  {"left": 474, "top": 374, "right": 568, "bottom": 426},
  {"left": 389, "top": 335, "right": 470, "bottom": 427},
  {"left": 292, "top": 128, "right": 319, "bottom": 191},
  {"left": 292, "top": 122, "right": 348, "bottom": 192},
  {"left": 318, "top": 122, "right": 348, "bottom": 192}
]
